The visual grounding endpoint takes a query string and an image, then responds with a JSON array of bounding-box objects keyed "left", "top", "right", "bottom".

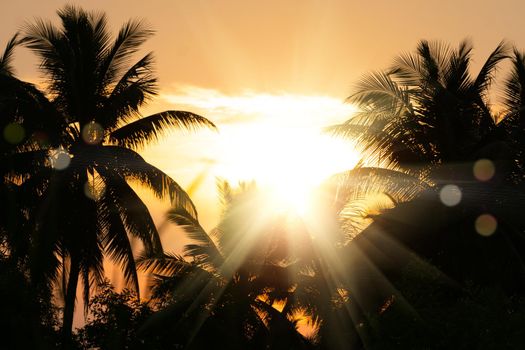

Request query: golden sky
[{"left": 3, "top": 0, "right": 525, "bottom": 95}]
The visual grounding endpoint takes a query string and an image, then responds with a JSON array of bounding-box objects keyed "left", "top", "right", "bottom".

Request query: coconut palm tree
[
  {"left": 138, "top": 182, "right": 314, "bottom": 349},
  {"left": 13, "top": 5, "right": 216, "bottom": 342},
  {"left": 0, "top": 34, "right": 67, "bottom": 349},
  {"left": 497, "top": 48, "right": 525, "bottom": 181},
  {"left": 322, "top": 41, "right": 514, "bottom": 278},
  {"left": 325, "top": 41, "right": 525, "bottom": 348},
  {"left": 330, "top": 40, "right": 509, "bottom": 177}
]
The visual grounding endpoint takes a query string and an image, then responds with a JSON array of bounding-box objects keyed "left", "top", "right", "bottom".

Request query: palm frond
[
  {"left": 417, "top": 40, "right": 448, "bottom": 86},
  {"left": 443, "top": 40, "right": 473, "bottom": 94},
  {"left": 100, "top": 19, "right": 154, "bottom": 86},
  {"left": 502, "top": 49, "right": 525, "bottom": 117},
  {"left": 0, "top": 74, "right": 66, "bottom": 148},
  {"left": 338, "top": 195, "right": 399, "bottom": 240},
  {"left": 347, "top": 71, "right": 414, "bottom": 115},
  {"left": 167, "top": 207, "right": 223, "bottom": 271},
  {"left": 136, "top": 251, "right": 192, "bottom": 276},
  {"left": 0, "top": 34, "right": 20, "bottom": 76},
  {"left": 98, "top": 186, "right": 140, "bottom": 294},
  {"left": 57, "top": 5, "right": 111, "bottom": 64},
  {"left": 97, "top": 167, "right": 162, "bottom": 256},
  {"left": 22, "top": 17, "right": 69, "bottom": 92},
  {"left": 326, "top": 118, "right": 389, "bottom": 141},
  {"left": 391, "top": 40, "right": 452, "bottom": 89},
  {"left": 252, "top": 299, "right": 311, "bottom": 347},
  {"left": 100, "top": 53, "right": 157, "bottom": 130},
  {"left": 80, "top": 248, "right": 105, "bottom": 313},
  {"left": 390, "top": 50, "right": 424, "bottom": 86},
  {"left": 91, "top": 145, "right": 198, "bottom": 218},
  {"left": 326, "top": 166, "right": 429, "bottom": 213},
  {"left": 109, "top": 111, "right": 217, "bottom": 150},
  {"left": 472, "top": 40, "right": 509, "bottom": 97}
]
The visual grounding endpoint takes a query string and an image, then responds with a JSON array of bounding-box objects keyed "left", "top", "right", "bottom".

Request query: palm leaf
[
  {"left": 136, "top": 252, "right": 192, "bottom": 276},
  {"left": 0, "top": 150, "right": 49, "bottom": 181},
  {"left": 502, "top": 49, "right": 525, "bottom": 117},
  {"left": 91, "top": 145, "right": 198, "bottom": 219},
  {"left": 443, "top": 40, "right": 473, "bottom": 94},
  {"left": 57, "top": 5, "right": 111, "bottom": 64},
  {"left": 109, "top": 111, "right": 217, "bottom": 150},
  {"left": 97, "top": 167, "right": 162, "bottom": 256},
  {"left": 22, "top": 17, "right": 70, "bottom": 94},
  {"left": 391, "top": 41, "right": 452, "bottom": 87},
  {"left": 472, "top": 40, "right": 509, "bottom": 97},
  {"left": 100, "top": 53, "right": 157, "bottom": 130},
  {"left": 0, "top": 74, "right": 65, "bottom": 148},
  {"left": 326, "top": 166, "right": 429, "bottom": 213},
  {"left": 417, "top": 40, "right": 448, "bottom": 86},
  {"left": 0, "top": 34, "right": 20, "bottom": 76},
  {"left": 167, "top": 207, "right": 223, "bottom": 271},
  {"left": 98, "top": 186, "right": 140, "bottom": 295},
  {"left": 347, "top": 71, "right": 414, "bottom": 115},
  {"left": 100, "top": 19, "right": 154, "bottom": 86}
]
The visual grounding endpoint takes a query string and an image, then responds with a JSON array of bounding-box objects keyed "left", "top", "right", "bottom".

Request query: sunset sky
[{"left": 2, "top": 0, "right": 524, "bottom": 240}]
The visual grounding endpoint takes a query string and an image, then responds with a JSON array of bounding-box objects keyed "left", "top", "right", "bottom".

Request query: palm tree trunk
[{"left": 62, "top": 256, "right": 80, "bottom": 348}]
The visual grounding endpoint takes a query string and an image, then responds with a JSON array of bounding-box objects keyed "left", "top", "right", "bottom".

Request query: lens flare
[
  {"left": 3, "top": 122, "right": 25, "bottom": 144},
  {"left": 473, "top": 159, "right": 495, "bottom": 182},
  {"left": 475, "top": 214, "right": 497, "bottom": 237},
  {"left": 439, "top": 184, "right": 462, "bottom": 207},
  {"left": 50, "top": 149, "right": 71, "bottom": 170},
  {"left": 82, "top": 122, "right": 104, "bottom": 145}
]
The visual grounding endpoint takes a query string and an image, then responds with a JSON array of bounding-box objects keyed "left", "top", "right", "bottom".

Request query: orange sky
[{"left": 2, "top": 0, "right": 525, "bottom": 96}]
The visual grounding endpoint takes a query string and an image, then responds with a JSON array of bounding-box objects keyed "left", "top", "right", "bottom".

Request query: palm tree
[
  {"left": 0, "top": 32, "right": 64, "bottom": 261},
  {"left": 322, "top": 40, "right": 516, "bottom": 287},
  {"left": 0, "top": 34, "right": 66, "bottom": 349},
  {"left": 13, "top": 5, "right": 216, "bottom": 342},
  {"left": 330, "top": 40, "right": 509, "bottom": 178},
  {"left": 139, "top": 182, "right": 314, "bottom": 349},
  {"left": 324, "top": 43, "right": 502, "bottom": 242},
  {"left": 498, "top": 48, "right": 525, "bottom": 181},
  {"left": 325, "top": 41, "right": 525, "bottom": 347}
]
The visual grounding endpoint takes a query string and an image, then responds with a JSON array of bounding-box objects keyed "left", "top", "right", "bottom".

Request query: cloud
[{"left": 160, "top": 85, "right": 357, "bottom": 127}]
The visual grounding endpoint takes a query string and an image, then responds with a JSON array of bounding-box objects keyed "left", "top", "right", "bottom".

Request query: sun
[
  {"left": 209, "top": 96, "right": 360, "bottom": 216},
  {"left": 153, "top": 90, "right": 359, "bottom": 219}
]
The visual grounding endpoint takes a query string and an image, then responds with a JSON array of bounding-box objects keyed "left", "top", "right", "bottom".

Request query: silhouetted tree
[
  {"left": 5, "top": 6, "right": 217, "bottom": 344},
  {"left": 0, "top": 35, "right": 64, "bottom": 349},
  {"left": 76, "top": 281, "right": 156, "bottom": 349},
  {"left": 330, "top": 40, "right": 525, "bottom": 348},
  {"left": 331, "top": 40, "right": 509, "bottom": 178},
  {"left": 498, "top": 48, "right": 525, "bottom": 181},
  {"left": 139, "top": 182, "right": 314, "bottom": 349}
]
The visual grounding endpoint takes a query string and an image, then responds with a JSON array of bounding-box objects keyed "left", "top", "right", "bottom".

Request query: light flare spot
[
  {"left": 82, "top": 122, "right": 104, "bottom": 145},
  {"left": 50, "top": 149, "right": 71, "bottom": 170},
  {"left": 439, "top": 184, "right": 462, "bottom": 207},
  {"left": 473, "top": 159, "right": 495, "bottom": 182},
  {"left": 3, "top": 122, "right": 25, "bottom": 144},
  {"left": 475, "top": 214, "right": 497, "bottom": 237}
]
